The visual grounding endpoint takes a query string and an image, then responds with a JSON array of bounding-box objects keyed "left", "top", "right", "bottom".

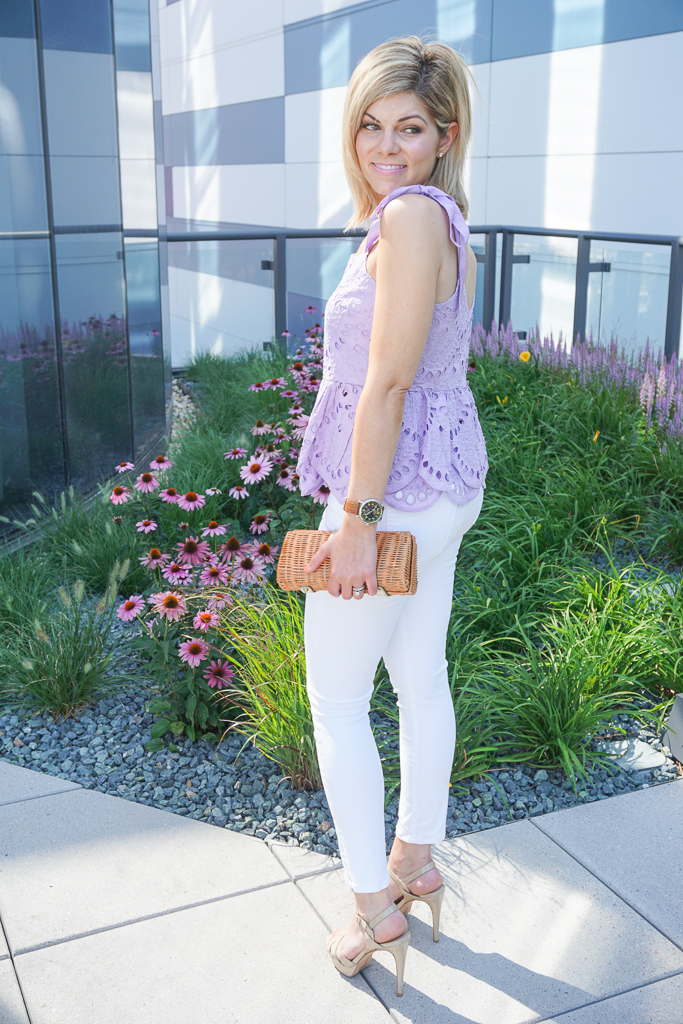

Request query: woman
[{"left": 296, "top": 36, "right": 488, "bottom": 995}]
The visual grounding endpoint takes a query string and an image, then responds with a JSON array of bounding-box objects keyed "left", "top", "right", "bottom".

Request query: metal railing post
[
  {"left": 499, "top": 230, "right": 513, "bottom": 327},
  {"left": 664, "top": 240, "right": 683, "bottom": 361},
  {"left": 482, "top": 230, "right": 497, "bottom": 331},
  {"left": 273, "top": 233, "right": 287, "bottom": 349},
  {"left": 573, "top": 235, "right": 590, "bottom": 343}
]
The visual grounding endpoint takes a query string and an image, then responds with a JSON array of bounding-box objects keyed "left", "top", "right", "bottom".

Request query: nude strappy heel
[
  {"left": 327, "top": 904, "right": 410, "bottom": 997},
  {"left": 388, "top": 860, "right": 446, "bottom": 943}
]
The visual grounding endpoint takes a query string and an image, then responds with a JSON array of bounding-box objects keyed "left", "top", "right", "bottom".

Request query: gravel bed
[{"left": 1, "top": 686, "right": 679, "bottom": 859}]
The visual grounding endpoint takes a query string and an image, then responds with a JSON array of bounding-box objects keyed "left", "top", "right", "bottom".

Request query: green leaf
[
  {"left": 196, "top": 702, "right": 209, "bottom": 728},
  {"left": 144, "top": 738, "right": 164, "bottom": 752},
  {"left": 169, "top": 720, "right": 185, "bottom": 736},
  {"left": 149, "top": 701, "right": 173, "bottom": 715},
  {"left": 186, "top": 722, "right": 196, "bottom": 742},
  {"left": 201, "top": 732, "right": 218, "bottom": 743},
  {"left": 168, "top": 743, "right": 180, "bottom": 753},
  {"left": 186, "top": 693, "right": 197, "bottom": 716},
  {"left": 150, "top": 718, "right": 171, "bottom": 739}
]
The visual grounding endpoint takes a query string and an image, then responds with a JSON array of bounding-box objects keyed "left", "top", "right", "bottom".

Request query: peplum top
[{"left": 296, "top": 184, "right": 488, "bottom": 512}]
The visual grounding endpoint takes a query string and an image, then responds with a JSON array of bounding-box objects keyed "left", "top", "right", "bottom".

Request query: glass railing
[{"left": 165, "top": 224, "right": 683, "bottom": 366}]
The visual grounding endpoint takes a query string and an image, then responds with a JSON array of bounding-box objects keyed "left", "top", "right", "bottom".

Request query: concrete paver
[
  {"left": 539, "top": 970, "right": 683, "bottom": 1022},
  {"left": 14, "top": 882, "right": 390, "bottom": 1024},
  {"left": 268, "top": 840, "right": 342, "bottom": 879},
  {"left": 0, "top": 787, "right": 288, "bottom": 953},
  {"left": 299, "top": 820, "right": 683, "bottom": 1024},
  {"left": 0, "top": 761, "right": 80, "bottom": 807},
  {"left": 0, "top": 960, "right": 29, "bottom": 1024},
  {"left": 533, "top": 780, "right": 683, "bottom": 947}
]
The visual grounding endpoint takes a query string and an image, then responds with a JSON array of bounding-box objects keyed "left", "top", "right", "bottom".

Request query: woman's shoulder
[{"left": 375, "top": 185, "right": 468, "bottom": 249}]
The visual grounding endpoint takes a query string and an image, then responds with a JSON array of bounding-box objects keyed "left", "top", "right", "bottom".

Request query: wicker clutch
[{"left": 276, "top": 529, "right": 418, "bottom": 596}]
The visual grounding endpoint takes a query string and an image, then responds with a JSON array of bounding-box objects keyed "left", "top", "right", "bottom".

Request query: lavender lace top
[{"left": 297, "top": 184, "right": 488, "bottom": 512}]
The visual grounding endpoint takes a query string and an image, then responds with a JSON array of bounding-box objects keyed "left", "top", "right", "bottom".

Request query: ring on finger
[{"left": 352, "top": 585, "right": 365, "bottom": 596}]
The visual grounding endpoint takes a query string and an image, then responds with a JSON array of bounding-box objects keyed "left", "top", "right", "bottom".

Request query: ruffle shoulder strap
[{"left": 364, "top": 184, "right": 469, "bottom": 253}]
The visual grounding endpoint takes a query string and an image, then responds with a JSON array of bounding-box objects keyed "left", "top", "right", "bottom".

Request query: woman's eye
[
  {"left": 362, "top": 122, "right": 379, "bottom": 130},
  {"left": 403, "top": 126, "right": 421, "bottom": 134}
]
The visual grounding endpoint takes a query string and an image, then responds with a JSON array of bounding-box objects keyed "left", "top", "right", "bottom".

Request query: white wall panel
[
  {"left": 285, "top": 86, "right": 346, "bottom": 164},
  {"left": 161, "top": 0, "right": 282, "bottom": 61},
  {"left": 465, "top": 156, "right": 488, "bottom": 225},
  {"left": 120, "top": 159, "right": 158, "bottom": 229},
  {"left": 589, "top": 152, "right": 683, "bottom": 235},
  {"left": 172, "top": 164, "right": 286, "bottom": 225},
  {"left": 117, "top": 71, "right": 155, "bottom": 160},
  {"left": 168, "top": 265, "right": 274, "bottom": 366},
  {"left": 161, "top": 31, "right": 284, "bottom": 115},
  {"left": 284, "top": 0, "right": 363, "bottom": 24},
  {"left": 489, "top": 33, "right": 683, "bottom": 159},
  {"left": 286, "top": 161, "right": 351, "bottom": 228},
  {"left": 468, "top": 62, "right": 490, "bottom": 161}
]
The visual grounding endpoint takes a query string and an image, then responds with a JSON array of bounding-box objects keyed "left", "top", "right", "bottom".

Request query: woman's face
[{"left": 355, "top": 91, "right": 457, "bottom": 199}]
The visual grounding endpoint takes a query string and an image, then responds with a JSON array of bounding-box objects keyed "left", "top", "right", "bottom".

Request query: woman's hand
[{"left": 305, "top": 518, "right": 378, "bottom": 599}]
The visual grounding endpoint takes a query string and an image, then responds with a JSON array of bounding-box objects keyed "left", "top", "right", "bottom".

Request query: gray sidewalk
[{"left": 0, "top": 761, "right": 681, "bottom": 1024}]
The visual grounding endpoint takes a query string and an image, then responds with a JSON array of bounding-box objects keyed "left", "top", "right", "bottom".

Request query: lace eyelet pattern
[{"left": 296, "top": 186, "right": 488, "bottom": 512}]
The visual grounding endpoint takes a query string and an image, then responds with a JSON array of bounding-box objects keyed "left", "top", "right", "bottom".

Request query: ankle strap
[
  {"left": 390, "top": 860, "right": 435, "bottom": 887},
  {"left": 356, "top": 903, "right": 398, "bottom": 940}
]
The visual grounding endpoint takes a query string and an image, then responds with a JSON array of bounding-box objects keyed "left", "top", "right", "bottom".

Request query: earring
[{"left": 437, "top": 152, "right": 443, "bottom": 158}]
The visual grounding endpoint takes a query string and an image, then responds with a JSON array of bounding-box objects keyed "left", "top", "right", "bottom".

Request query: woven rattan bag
[{"left": 276, "top": 529, "right": 418, "bottom": 596}]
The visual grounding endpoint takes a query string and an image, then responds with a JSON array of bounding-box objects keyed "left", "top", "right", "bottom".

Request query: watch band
[{"left": 343, "top": 498, "right": 361, "bottom": 516}]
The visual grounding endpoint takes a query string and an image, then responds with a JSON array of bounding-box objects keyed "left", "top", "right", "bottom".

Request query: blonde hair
[{"left": 342, "top": 36, "right": 474, "bottom": 227}]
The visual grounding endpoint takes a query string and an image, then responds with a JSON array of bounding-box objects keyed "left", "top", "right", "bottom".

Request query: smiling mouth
[{"left": 372, "top": 163, "right": 406, "bottom": 171}]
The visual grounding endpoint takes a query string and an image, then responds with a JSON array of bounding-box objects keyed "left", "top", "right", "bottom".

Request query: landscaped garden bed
[{"left": 1, "top": 319, "right": 682, "bottom": 857}]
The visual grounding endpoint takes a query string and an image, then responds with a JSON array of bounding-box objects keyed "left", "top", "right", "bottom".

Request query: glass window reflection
[
  {"left": 0, "top": 36, "right": 48, "bottom": 231},
  {"left": 0, "top": 239, "right": 63, "bottom": 512},
  {"left": 38, "top": 0, "right": 113, "bottom": 54},
  {"left": 124, "top": 238, "right": 165, "bottom": 460},
  {"left": 55, "top": 232, "right": 133, "bottom": 486}
]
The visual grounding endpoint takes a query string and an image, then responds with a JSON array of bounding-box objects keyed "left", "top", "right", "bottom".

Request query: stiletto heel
[
  {"left": 327, "top": 904, "right": 410, "bottom": 997},
  {"left": 389, "top": 861, "right": 446, "bottom": 943}
]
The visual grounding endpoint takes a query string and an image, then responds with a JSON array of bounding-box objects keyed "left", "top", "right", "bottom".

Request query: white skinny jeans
[{"left": 304, "top": 488, "right": 483, "bottom": 893}]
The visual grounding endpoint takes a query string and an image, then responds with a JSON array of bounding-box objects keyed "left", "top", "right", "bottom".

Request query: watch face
[{"left": 360, "top": 499, "right": 383, "bottom": 525}]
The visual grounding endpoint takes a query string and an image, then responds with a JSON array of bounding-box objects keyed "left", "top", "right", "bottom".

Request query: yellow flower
[
  {"left": 495, "top": 395, "right": 509, "bottom": 405},
  {"left": 519, "top": 351, "right": 531, "bottom": 362},
  {"left": 592, "top": 430, "right": 600, "bottom": 442}
]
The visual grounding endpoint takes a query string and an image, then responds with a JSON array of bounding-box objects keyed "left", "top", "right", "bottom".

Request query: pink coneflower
[
  {"left": 305, "top": 305, "right": 317, "bottom": 314},
  {"left": 312, "top": 484, "right": 330, "bottom": 505},
  {"left": 248, "top": 381, "right": 267, "bottom": 393},
  {"left": 199, "top": 562, "right": 230, "bottom": 586},
  {"left": 240, "top": 458, "right": 272, "bottom": 484},
  {"left": 139, "top": 547, "right": 169, "bottom": 569},
  {"left": 205, "top": 486, "right": 222, "bottom": 496},
  {"left": 207, "top": 591, "right": 231, "bottom": 611},
  {"left": 115, "top": 461, "right": 134, "bottom": 473},
  {"left": 224, "top": 448, "right": 247, "bottom": 460},
  {"left": 117, "top": 595, "right": 145, "bottom": 621},
  {"left": 253, "top": 541, "right": 278, "bottom": 565},
  {"left": 204, "top": 660, "right": 235, "bottom": 690},
  {"left": 276, "top": 467, "right": 296, "bottom": 491},
  {"left": 159, "top": 486, "right": 178, "bottom": 503},
  {"left": 177, "top": 490, "right": 205, "bottom": 512},
  {"left": 193, "top": 609, "right": 220, "bottom": 632},
  {"left": 134, "top": 472, "right": 159, "bottom": 493},
  {"left": 290, "top": 414, "right": 310, "bottom": 440},
  {"left": 110, "top": 485, "right": 131, "bottom": 505},
  {"left": 201, "top": 521, "right": 226, "bottom": 538},
  {"left": 229, "top": 485, "right": 249, "bottom": 500},
  {"left": 281, "top": 330, "right": 291, "bottom": 338},
  {"left": 162, "top": 562, "right": 191, "bottom": 584},
  {"left": 280, "top": 390, "right": 298, "bottom": 399},
  {"left": 150, "top": 454, "right": 172, "bottom": 472},
  {"left": 178, "top": 638, "right": 209, "bottom": 668},
  {"left": 152, "top": 591, "right": 188, "bottom": 621},
  {"left": 178, "top": 521, "right": 190, "bottom": 530},
  {"left": 264, "top": 377, "right": 287, "bottom": 390},
  {"left": 136, "top": 519, "right": 157, "bottom": 533},
  {"left": 112, "top": 516, "right": 123, "bottom": 525},
  {"left": 250, "top": 419, "right": 270, "bottom": 436},
  {"left": 288, "top": 402, "right": 303, "bottom": 416},
  {"left": 177, "top": 536, "right": 210, "bottom": 565},
  {"left": 289, "top": 361, "right": 305, "bottom": 376},
  {"left": 249, "top": 513, "right": 272, "bottom": 535},
  {"left": 222, "top": 536, "right": 244, "bottom": 560},
  {"left": 232, "top": 554, "right": 266, "bottom": 584}
]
